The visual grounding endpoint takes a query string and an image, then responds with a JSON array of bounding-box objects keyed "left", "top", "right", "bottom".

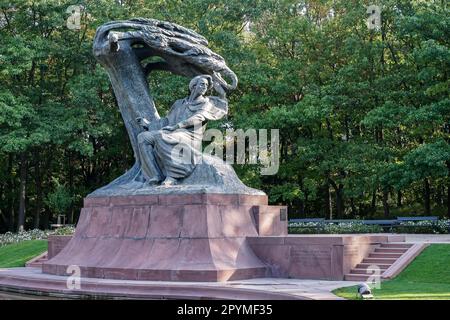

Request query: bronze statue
[
  {"left": 90, "top": 18, "right": 263, "bottom": 196},
  {"left": 136, "top": 75, "right": 228, "bottom": 186}
]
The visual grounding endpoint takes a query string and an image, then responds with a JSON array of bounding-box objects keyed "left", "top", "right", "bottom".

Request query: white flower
[{"left": 0, "top": 226, "right": 75, "bottom": 247}]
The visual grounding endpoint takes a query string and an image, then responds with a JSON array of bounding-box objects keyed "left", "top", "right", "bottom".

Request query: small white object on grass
[{"left": 358, "top": 283, "right": 374, "bottom": 299}]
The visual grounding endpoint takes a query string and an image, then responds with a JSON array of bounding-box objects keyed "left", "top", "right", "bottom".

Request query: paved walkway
[
  {"left": 403, "top": 234, "right": 450, "bottom": 244},
  {"left": 0, "top": 267, "right": 358, "bottom": 300},
  {"left": 222, "top": 278, "right": 358, "bottom": 300}
]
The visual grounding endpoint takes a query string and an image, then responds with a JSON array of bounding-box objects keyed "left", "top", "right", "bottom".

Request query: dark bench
[
  {"left": 289, "top": 216, "right": 443, "bottom": 233},
  {"left": 289, "top": 218, "right": 325, "bottom": 223},
  {"left": 361, "top": 220, "right": 396, "bottom": 225},
  {"left": 288, "top": 218, "right": 395, "bottom": 232},
  {"left": 396, "top": 216, "right": 438, "bottom": 222},
  {"left": 288, "top": 219, "right": 396, "bottom": 226},
  {"left": 289, "top": 217, "right": 439, "bottom": 225},
  {"left": 391, "top": 216, "right": 440, "bottom": 231}
]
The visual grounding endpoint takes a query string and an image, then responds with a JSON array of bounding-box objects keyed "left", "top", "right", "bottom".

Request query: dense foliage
[{"left": 0, "top": 0, "right": 449, "bottom": 231}]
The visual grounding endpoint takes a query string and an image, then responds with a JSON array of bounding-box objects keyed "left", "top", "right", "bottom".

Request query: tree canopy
[{"left": 0, "top": 0, "right": 448, "bottom": 231}]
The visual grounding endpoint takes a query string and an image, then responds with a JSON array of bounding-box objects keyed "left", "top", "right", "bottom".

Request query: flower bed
[
  {"left": 288, "top": 221, "right": 384, "bottom": 234},
  {"left": 288, "top": 219, "right": 450, "bottom": 234},
  {"left": 0, "top": 226, "right": 75, "bottom": 247},
  {"left": 393, "top": 220, "right": 450, "bottom": 234}
]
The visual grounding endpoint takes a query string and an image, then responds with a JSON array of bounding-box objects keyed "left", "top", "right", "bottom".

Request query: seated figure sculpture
[{"left": 136, "top": 75, "right": 228, "bottom": 186}]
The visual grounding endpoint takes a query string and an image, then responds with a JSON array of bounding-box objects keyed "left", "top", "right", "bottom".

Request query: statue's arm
[
  {"left": 136, "top": 116, "right": 168, "bottom": 131},
  {"left": 177, "top": 113, "right": 207, "bottom": 129},
  {"left": 173, "top": 98, "right": 227, "bottom": 129},
  {"left": 137, "top": 99, "right": 181, "bottom": 131}
]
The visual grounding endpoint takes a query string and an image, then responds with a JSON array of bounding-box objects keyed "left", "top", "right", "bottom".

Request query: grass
[
  {"left": 333, "top": 244, "right": 450, "bottom": 300},
  {"left": 0, "top": 240, "right": 48, "bottom": 268}
]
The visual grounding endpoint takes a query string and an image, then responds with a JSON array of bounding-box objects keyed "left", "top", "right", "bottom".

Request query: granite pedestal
[{"left": 42, "top": 193, "right": 287, "bottom": 282}]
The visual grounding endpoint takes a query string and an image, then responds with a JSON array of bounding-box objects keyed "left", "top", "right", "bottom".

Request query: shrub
[
  {"left": 392, "top": 219, "right": 450, "bottom": 234},
  {"left": 288, "top": 219, "right": 450, "bottom": 234},
  {"left": 50, "top": 226, "right": 76, "bottom": 236}
]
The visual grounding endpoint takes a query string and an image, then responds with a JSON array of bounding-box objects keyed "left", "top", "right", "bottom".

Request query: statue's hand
[
  {"left": 136, "top": 117, "right": 150, "bottom": 127},
  {"left": 212, "top": 80, "right": 227, "bottom": 99},
  {"left": 162, "top": 124, "right": 179, "bottom": 131}
]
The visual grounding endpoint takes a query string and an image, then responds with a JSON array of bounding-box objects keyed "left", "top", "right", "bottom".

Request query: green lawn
[
  {"left": 333, "top": 244, "right": 450, "bottom": 300},
  {"left": 0, "top": 240, "right": 48, "bottom": 268}
]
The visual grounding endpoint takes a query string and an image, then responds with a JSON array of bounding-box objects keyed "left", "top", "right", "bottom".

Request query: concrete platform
[{"left": 0, "top": 267, "right": 358, "bottom": 300}]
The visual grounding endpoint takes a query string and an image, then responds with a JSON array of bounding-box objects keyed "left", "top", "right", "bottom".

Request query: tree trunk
[
  {"left": 335, "top": 184, "right": 344, "bottom": 219},
  {"left": 17, "top": 152, "right": 28, "bottom": 232},
  {"left": 0, "top": 182, "right": 3, "bottom": 231},
  {"left": 6, "top": 154, "right": 15, "bottom": 231},
  {"left": 441, "top": 185, "right": 445, "bottom": 206},
  {"left": 42, "top": 147, "right": 54, "bottom": 230},
  {"left": 0, "top": 174, "right": 5, "bottom": 231},
  {"left": 34, "top": 150, "right": 42, "bottom": 229},
  {"left": 436, "top": 185, "right": 443, "bottom": 207},
  {"left": 68, "top": 150, "right": 74, "bottom": 224},
  {"left": 350, "top": 198, "right": 357, "bottom": 217},
  {"left": 382, "top": 189, "right": 390, "bottom": 218},
  {"left": 371, "top": 190, "right": 377, "bottom": 214},
  {"left": 329, "top": 178, "right": 344, "bottom": 219},
  {"left": 325, "top": 118, "right": 333, "bottom": 140},
  {"left": 324, "top": 180, "right": 332, "bottom": 219},
  {"left": 448, "top": 184, "right": 450, "bottom": 219},
  {"left": 42, "top": 209, "right": 50, "bottom": 231},
  {"left": 397, "top": 190, "right": 402, "bottom": 207},
  {"left": 298, "top": 199, "right": 305, "bottom": 217},
  {"left": 424, "top": 178, "right": 431, "bottom": 215}
]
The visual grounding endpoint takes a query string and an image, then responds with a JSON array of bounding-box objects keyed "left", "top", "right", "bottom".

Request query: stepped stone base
[
  {"left": 248, "top": 234, "right": 406, "bottom": 280},
  {"left": 42, "top": 194, "right": 287, "bottom": 282}
]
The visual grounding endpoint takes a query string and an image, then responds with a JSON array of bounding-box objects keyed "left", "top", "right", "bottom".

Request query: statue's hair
[{"left": 189, "top": 75, "right": 213, "bottom": 92}]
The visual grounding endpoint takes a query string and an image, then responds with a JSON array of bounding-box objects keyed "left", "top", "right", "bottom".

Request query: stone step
[
  {"left": 368, "top": 252, "right": 403, "bottom": 259},
  {"left": 345, "top": 273, "right": 381, "bottom": 281},
  {"left": 362, "top": 257, "right": 396, "bottom": 264},
  {"left": 346, "top": 242, "right": 414, "bottom": 282},
  {"left": 349, "top": 268, "right": 387, "bottom": 275},
  {"left": 356, "top": 263, "right": 391, "bottom": 270},
  {"left": 355, "top": 263, "right": 391, "bottom": 271},
  {"left": 25, "top": 252, "right": 48, "bottom": 268},
  {"left": 26, "top": 261, "right": 47, "bottom": 268},
  {"left": 380, "top": 243, "right": 413, "bottom": 249},
  {"left": 374, "top": 248, "right": 409, "bottom": 254}
]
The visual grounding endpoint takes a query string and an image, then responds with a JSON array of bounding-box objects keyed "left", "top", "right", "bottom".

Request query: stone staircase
[
  {"left": 345, "top": 243, "right": 414, "bottom": 281},
  {"left": 25, "top": 251, "right": 48, "bottom": 268}
]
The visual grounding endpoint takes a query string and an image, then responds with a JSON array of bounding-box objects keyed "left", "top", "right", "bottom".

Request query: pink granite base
[
  {"left": 248, "top": 234, "right": 406, "bottom": 280},
  {"left": 42, "top": 193, "right": 406, "bottom": 284},
  {"left": 48, "top": 235, "right": 72, "bottom": 259},
  {"left": 43, "top": 194, "right": 287, "bottom": 282}
]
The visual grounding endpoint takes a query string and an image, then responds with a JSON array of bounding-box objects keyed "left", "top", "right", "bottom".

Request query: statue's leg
[{"left": 137, "top": 132, "right": 164, "bottom": 182}]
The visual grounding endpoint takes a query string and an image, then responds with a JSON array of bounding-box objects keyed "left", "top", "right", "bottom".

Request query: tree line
[{"left": 0, "top": 0, "right": 448, "bottom": 232}]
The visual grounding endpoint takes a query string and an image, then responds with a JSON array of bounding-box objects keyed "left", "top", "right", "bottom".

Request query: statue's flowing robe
[{"left": 138, "top": 96, "right": 227, "bottom": 180}]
